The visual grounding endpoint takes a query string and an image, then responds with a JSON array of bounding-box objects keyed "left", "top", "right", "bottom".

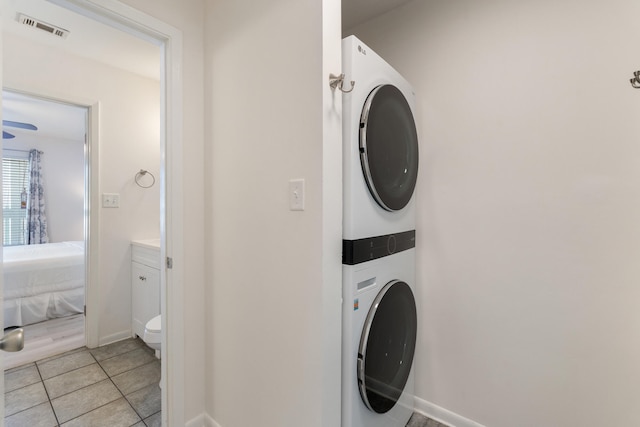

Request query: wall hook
[
  {"left": 630, "top": 70, "right": 640, "bottom": 88},
  {"left": 329, "top": 73, "right": 355, "bottom": 93}
]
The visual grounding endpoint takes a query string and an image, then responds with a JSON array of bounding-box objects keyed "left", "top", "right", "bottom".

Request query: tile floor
[
  {"left": 4, "top": 337, "right": 161, "bottom": 427},
  {"left": 4, "top": 332, "right": 442, "bottom": 427},
  {"left": 407, "top": 412, "right": 450, "bottom": 427}
]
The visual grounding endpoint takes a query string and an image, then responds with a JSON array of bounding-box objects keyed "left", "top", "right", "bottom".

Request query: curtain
[{"left": 26, "top": 149, "right": 48, "bottom": 244}]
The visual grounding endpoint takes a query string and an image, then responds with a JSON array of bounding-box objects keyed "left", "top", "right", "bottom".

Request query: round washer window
[
  {"left": 360, "top": 85, "right": 419, "bottom": 212},
  {"left": 358, "top": 280, "right": 417, "bottom": 413}
]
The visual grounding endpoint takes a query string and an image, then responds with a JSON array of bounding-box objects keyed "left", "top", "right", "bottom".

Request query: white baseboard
[
  {"left": 414, "top": 396, "right": 486, "bottom": 427},
  {"left": 185, "top": 413, "right": 219, "bottom": 427},
  {"left": 98, "top": 329, "right": 135, "bottom": 347},
  {"left": 187, "top": 401, "right": 481, "bottom": 427}
]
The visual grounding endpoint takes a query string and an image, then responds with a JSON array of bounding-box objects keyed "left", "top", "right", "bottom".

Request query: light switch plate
[
  {"left": 102, "top": 193, "right": 120, "bottom": 208},
  {"left": 289, "top": 179, "right": 305, "bottom": 211}
]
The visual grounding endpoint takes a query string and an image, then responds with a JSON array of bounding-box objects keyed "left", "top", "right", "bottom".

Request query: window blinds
[{"left": 3, "top": 157, "right": 29, "bottom": 246}]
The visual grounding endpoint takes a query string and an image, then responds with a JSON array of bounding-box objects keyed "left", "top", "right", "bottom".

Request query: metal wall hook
[
  {"left": 329, "top": 73, "right": 355, "bottom": 93},
  {"left": 630, "top": 70, "right": 640, "bottom": 88}
]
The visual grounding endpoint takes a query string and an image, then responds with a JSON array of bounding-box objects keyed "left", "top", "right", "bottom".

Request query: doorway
[
  {"left": 2, "top": 90, "right": 89, "bottom": 370},
  {"left": 1, "top": 0, "right": 185, "bottom": 425}
]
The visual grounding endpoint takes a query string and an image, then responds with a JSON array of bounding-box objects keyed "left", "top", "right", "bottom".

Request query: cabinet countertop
[{"left": 131, "top": 239, "right": 161, "bottom": 250}]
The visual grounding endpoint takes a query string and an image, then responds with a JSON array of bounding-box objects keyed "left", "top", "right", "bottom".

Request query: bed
[{"left": 3, "top": 241, "right": 85, "bottom": 328}]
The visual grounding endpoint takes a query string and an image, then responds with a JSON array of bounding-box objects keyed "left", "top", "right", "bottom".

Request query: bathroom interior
[{"left": 2, "top": 0, "right": 640, "bottom": 426}]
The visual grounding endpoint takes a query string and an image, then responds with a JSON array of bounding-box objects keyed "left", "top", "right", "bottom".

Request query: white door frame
[
  {"left": 0, "top": 89, "right": 97, "bottom": 348},
  {"left": 45, "top": 1, "right": 185, "bottom": 425}
]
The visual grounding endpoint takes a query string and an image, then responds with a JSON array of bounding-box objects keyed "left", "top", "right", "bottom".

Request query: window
[{"left": 3, "top": 155, "right": 29, "bottom": 246}]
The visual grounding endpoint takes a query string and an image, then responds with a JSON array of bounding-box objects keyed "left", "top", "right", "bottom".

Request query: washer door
[
  {"left": 360, "top": 84, "right": 419, "bottom": 212},
  {"left": 358, "top": 280, "right": 417, "bottom": 413}
]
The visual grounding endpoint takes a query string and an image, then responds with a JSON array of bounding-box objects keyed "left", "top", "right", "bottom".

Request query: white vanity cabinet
[{"left": 131, "top": 240, "right": 161, "bottom": 339}]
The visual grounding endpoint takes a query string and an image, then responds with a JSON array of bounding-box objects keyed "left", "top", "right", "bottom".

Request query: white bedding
[{"left": 3, "top": 241, "right": 85, "bottom": 327}]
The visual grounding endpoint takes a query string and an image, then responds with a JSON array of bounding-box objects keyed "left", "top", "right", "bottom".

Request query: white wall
[
  {"left": 204, "top": 0, "right": 341, "bottom": 426},
  {"left": 3, "top": 134, "right": 84, "bottom": 243},
  {"left": 350, "top": 0, "right": 640, "bottom": 425},
  {"left": 3, "top": 32, "right": 161, "bottom": 339}
]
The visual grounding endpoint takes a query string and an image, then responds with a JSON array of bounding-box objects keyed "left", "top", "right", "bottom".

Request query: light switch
[
  {"left": 289, "top": 179, "right": 305, "bottom": 211},
  {"left": 102, "top": 193, "right": 120, "bottom": 208}
]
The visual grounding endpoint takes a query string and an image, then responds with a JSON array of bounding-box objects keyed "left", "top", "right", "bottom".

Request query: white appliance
[
  {"left": 342, "top": 248, "right": 417, "bottom": 427},
  {"left": 342, "top": 35, "right": 419, "bottom": 243},
  {"left": 341, "top": 35, "right": 419, "bottom": 427}
]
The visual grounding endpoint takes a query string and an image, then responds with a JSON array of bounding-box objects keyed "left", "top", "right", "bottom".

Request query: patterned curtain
[{"left": 26, "top": 149, "right": 48, "bottom": 244}]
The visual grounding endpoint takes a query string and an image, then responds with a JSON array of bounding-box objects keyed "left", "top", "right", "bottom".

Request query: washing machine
[
  {"left": 342, "top": 35, "right": 419, "bottom": 243},
  {"left": 342, "top": 243, "right": 417, "bottom": 427}
]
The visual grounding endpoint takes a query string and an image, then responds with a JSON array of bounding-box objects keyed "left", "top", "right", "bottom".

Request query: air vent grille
[{"left": 17, "top": 14, "right": 69, "bottom": 39}]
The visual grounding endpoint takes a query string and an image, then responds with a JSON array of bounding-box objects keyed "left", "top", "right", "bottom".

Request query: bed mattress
[{"left": 3, "top": 241, "right": 85, "bottom": 327}]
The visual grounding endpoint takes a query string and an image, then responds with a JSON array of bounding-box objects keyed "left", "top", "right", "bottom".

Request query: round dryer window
[
  {"left": 357, "top": 280, "right": 417, "bottom": 414},
  {"left": 360, "top": 84, "right": 419, "bottom": 212}
]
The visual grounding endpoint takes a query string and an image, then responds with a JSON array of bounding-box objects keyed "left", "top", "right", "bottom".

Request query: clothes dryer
[
  {"left": 342, "top": 35, "right": 419, "bottom": 242},
  {"left": 342, "top": 240, "right": 417, "bottom": 427}
]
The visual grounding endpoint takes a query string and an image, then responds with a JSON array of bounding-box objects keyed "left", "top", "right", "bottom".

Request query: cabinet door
[{"left": 131, "top": 261, "right": 160, "bottom": 338}]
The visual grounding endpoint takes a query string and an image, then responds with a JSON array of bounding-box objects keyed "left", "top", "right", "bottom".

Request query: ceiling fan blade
[
  {"left": 3, "top": 131, "right": 15, "bottom": 139},
  {"left": 2, "top": 120, "right": 37, "bottom": 131}
]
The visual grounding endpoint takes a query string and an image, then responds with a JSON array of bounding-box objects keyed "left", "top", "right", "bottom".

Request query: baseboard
[
  {"left": 98, "top": 329, "right": 134, "bottom": 347},
  {"left": 188, "top": 402, "right": 481, "bottom": 427},
  {"left": 185, "top": 413, "right": 219, "bottom": 427},
  {"left": 414, "top": 396, "right": 486, "bottom": 427}
]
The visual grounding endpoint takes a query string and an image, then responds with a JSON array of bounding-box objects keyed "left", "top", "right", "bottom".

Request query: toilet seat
[
  {"left": 146, "top": 315, "right": 161, "bottom": 333},
  {"left": 143, "top": 315, "right": 161, "bottom": 348}
]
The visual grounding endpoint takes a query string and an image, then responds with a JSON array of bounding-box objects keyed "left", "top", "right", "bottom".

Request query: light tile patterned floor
[
  {"left": 4, "top": 337, "right": 160, "bottom": 427},
  {"left": 407, "top": 413, "right": 451, "bottom": 427},
  {"left": 338, "top": 412, "right": 448, "bottom": 427}
]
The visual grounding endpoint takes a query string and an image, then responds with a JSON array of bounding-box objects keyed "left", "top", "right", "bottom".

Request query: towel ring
[{"left": 135, "top": 169, "right": 156, "bottom": 188}]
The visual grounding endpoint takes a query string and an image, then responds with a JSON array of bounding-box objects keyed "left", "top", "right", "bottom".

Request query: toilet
[
  {"left": 143, "top": 314, "right": 162, "bottom": 388},
  {"left": 143, "top": 314, "right": 162, "bottom": 357}
]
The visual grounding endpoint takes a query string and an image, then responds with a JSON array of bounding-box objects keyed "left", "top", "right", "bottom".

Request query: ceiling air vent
[{"left": 17, "top": 13, "right": 69, "bottom": 39}]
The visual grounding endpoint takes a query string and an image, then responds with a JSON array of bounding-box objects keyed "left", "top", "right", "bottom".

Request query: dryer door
[
  {"left": 358, "top": 280, "right": 417, "bottom": 414},
  {"left": 360, "top": 84, "right": 419, "bottom": 212}
]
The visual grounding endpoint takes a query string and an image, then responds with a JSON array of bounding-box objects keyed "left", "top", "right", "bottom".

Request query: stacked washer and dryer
[{"left": 341, "top": 36, "right": 420, "bottom": 427}]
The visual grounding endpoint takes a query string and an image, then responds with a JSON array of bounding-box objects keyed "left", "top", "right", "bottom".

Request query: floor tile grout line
[
  {"left": 97, "top": 356, "right": 159, "bottom": 380},
  {"left": 35, "top": 352, "right": 102, "bottom": 402},
  {"left": 5, "top": 359, "right": 65, "bottom": 427},
  {"left": 103, "top": 353, "right": 160, "bottom": 425},
  {"left": 117, "top": 376, "right": 162, "bottom": 422},
  {"left": 46, "top": 359, "right": 151, "bottom": 424},
  {"left": 37, "top": 353, "right": 99, "bottom": 383},
  {"left": 4, "top": 338, "right": 160, "bottom": 426},
  {"left": 3, "top": 400, "right": 56, "bottom": 423},
  {"left": 35, "top": 356, "right": 60, "bottom": 426},
  {"left": 105, "top": 358, "right": 160, "bottom": 381},
  {"left": 33, "top": 345, "right": 153, "bottom": 388},
  {"left": 48, "top": 376, "right": 117, "bottom": 406},
  {"left": 55, "top": 390, "right": 129, "bottom": 426},
  {"left": 91, "top": 341, "right": 147, "bottom": 364},
  {"left": 107, "top": 361, "right": 158, "bottom": 397},
  {"left": 31, "top": 346, "right": 88, "bottom": 368},
  {"left": 143, "top": 409, "right": 161, "bottom": 425},
  {"left": 109, "top": 376, "right": 146, "bottom": 425},
  {"left": 52, "top": 351, "right": 128, "bottom": 425},
  {"left": 5, "top": 362, "right": 36, "bottom": 375},
  {"left": 4, "top": 367, "right": 41, "bottom": 394}
]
